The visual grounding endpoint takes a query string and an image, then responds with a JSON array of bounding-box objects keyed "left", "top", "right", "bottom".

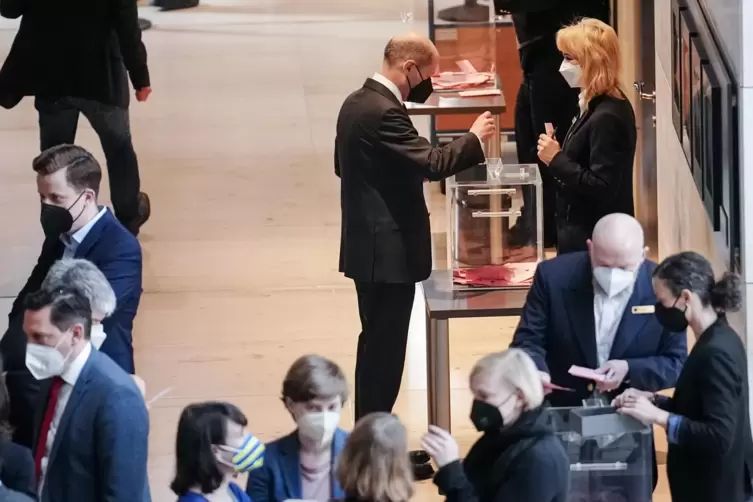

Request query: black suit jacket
[
  {"left": 548, "top": 94, "right": 636, "bottom": 253},
  {"left": 658, "top": 318, "right": 753, "bottom": 502},
  {"left": 0, "top": 0, "right": 149, "bottom": 109},
  {"left": 334, "top": 78, "right": 485, "bottom": 284}
]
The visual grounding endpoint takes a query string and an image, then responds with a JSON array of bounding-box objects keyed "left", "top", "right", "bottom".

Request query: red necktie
[{"left": 34, "top": 377, "right": 64, "bottom": 482}]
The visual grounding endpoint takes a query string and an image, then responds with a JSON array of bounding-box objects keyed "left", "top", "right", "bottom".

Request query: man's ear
[{"left": 73, "top": 323, "right": 87, "bottom": 342}]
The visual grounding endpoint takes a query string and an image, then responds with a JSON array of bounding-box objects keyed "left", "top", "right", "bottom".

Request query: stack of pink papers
[
  {"left": 431, "top": 72, "right": 494, "bottom": 90},
  {"left": 453, "top": 263, "right": 537, "bottom": 287}
]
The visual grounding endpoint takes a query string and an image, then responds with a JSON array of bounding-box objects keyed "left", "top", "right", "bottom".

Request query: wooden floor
[{"left": 0, "top": 1, "right": 671, "bottom": 500}]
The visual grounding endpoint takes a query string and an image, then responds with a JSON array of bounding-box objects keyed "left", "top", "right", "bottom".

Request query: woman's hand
[
  {"left": 611, "top": 388, "right": 654, "bottom": 408},
  {"left": 420, "top": 425, "right": 460, "bottom": 468},
  {"left": 616, "top": 396, "right": 669, "bottom": 427},
  {"left": 537, "top": 134, "right": 561, "bottom": 165}
]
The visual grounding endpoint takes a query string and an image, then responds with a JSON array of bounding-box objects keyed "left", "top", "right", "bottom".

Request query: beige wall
[{"left": 653, "top": 1, "right": 725, "bottom": 273}]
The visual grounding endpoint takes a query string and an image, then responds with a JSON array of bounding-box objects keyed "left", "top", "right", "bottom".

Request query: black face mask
[
  {"left": 654, "top": 298, "right": 689, "bottom": 332},
  {"left": 406, "top": 66, "right": 433, "bottom": 104},
  {"left": 40, "top": 191, "right": 86, "bottom": 238},
  {"left": 470, "top": 399, "right": 504, "bottom": 432}
]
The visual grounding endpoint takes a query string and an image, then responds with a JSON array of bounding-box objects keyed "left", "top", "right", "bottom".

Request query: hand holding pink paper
[{"left": 568, "top": 365, "right": 608, "bottom": 383}]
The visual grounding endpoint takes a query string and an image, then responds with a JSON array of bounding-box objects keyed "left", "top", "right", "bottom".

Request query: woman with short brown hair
[
  {"left": 337, "top": 413, "right": 413, "bottom": 502},
  {"left": 247, "top": 355, "right": 350, "bottom": 502},
  {"left": 536, "top": 18, "right": 637, "bottom": 254}
]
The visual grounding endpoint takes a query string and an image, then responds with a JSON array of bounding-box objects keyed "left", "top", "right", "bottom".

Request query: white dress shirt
[
  {"left": 593, "top": 281, "right": 633, "bottom": 367},
  {"left": 60, "top": 206, "right": 107, "bottom": 258},
  {"left": 371, "top": 73, "right": 403, "bottom": 104},
  {"left": 38, "top": 342, "right": 93, "bottom": 493}
]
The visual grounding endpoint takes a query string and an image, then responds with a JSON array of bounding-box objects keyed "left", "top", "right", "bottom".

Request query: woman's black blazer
[{"left": 548, "top": 93, "right": 637, "bottom": 253}]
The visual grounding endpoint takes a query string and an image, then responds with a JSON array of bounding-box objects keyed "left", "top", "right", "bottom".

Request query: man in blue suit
[
  {"left": 0, "top": 144, "right": 142, "bottom": 448},
  {"left": 22, "top": 287, "right": 149, "bottom": 502},
  {"left": 511, "top": 213, "right": 687, "bottom": 407}
]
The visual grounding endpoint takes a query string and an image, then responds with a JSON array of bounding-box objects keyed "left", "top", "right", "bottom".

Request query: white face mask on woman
[
  {"left": 297, "top": 411, "right": 340, "bottom": 448},
  {"left": 90, "top": 323, "right": 107, "bottom": 350},
  {"left": 559, "top": 59, "right": 582, "bottom": 88}
]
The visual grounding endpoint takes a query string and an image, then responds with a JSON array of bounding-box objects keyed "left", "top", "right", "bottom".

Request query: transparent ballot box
[
  {"left": 547, "top": 407, "right": 653, "bottom": 502},
  {"left": 447, "top": 163, "right": 543, "bottom": 290}
]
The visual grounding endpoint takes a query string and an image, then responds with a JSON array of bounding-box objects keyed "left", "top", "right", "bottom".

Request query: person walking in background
[
  {"left": 247, "top": 355, "right": 349, "bottom": 502},
  {"left": 614, "top": 251, "right": 753, "bottom": 502},
  {"left": 536, "top": 18, "right": 636, "bottom": 254},
  {"left": 172, "top": 402, "right": 265, "bottom": 502},
  {"left": 0, "top": 0, "right": 152, "bottom": 236},
  {"left": 493, "top": 0, "right": 611, "bottom": 248},
  {"left": 337, "top": 413, "right": 414, "bottom": 502},
  {"left": 335, "top": 31, "right": 494, "bottom": 421},
  {"left": 421, "top": 349, "right": 569, "bottom": 502}
]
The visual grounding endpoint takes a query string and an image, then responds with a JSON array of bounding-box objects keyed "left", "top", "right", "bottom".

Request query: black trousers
[
  {"left": 35, "top": 96, "right": 142, "bottom": 225},
  {"left": 353, "top": 281, "right": 415, "bottom": 421},
  {"left": 514, "top": 49, "right": 580, "bottom": 247}
]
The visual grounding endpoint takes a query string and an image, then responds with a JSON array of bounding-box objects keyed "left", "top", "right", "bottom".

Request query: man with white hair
[{"left": 511, "top": 213, "right": 687, "bottom": 407}]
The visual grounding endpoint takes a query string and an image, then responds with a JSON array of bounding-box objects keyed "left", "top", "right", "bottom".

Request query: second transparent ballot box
[
  {"left": 447, "top": 163, "right": 543, "bottom": 290},
  {"left": 547, "top": 407, "right": 653, "bottom": 502}
]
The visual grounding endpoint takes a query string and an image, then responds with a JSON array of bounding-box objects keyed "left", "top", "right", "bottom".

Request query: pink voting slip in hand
[
  {"left": 543, "top": 382, "right": 575, "bottom": 392},
  {"left": 568, "top": 365, "right": 608, "bottom": 382}
]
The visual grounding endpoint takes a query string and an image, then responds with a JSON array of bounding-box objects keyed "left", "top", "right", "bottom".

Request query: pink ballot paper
[
  {"left": 456, "top": 59, "right": 478, "bottom": 74},
  {"left": 568, "top": 365, "right": 608, "bottom": 382}
]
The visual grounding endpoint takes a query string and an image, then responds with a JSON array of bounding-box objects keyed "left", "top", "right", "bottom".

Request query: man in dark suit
[
  {"left": 23, "top": 288, "right": 149, "bottom": 502},
  {"left": 493, "top": 0, "right": 610, "bottom": 247},
  {"left": 0, "top": 145, "right": 142, "bottom": 448},
  {"left": 335, "top": 32, "right": 495, "bottom": 420},
  {"left": 511, "top": 213, "right": 687, "bottom": 406},
  {"left": 0, "top": 0, "right": 152, "bottom": 235}
]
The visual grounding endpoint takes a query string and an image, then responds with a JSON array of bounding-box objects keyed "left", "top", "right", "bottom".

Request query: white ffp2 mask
[
  {"left": 25, "top": 338, "right": 70, "bottom": 380},
  {"left": 297, "top": 411, "right": 340, "bottom": 448},
  {"left": 559, "top": 60, "right": 582, "bottom": 88},
  {"left": 90, "top": 324, "right": 107, "bottom": 350},
  {"left": 593, "top": 267, "right": 636, "bottom": 297}
]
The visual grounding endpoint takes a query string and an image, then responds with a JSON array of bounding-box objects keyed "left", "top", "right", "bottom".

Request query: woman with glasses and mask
[
  {"left": 171, "top": 402, "right": 265, "bottom": 502},
  {"left": 247, "top": 355, "right": 349, "bottom": 502},
  {"left": 337, "top": 412, "right": 413, "bottom": 502},
  {"left": 535, "top": 18, "right": 637, "bottom": 255},
  {"left": 421, "top": 349, "right": 569, "bottom": 502},
  {"left": 614, "top": 251, "right": 753, "bottom": 502}
]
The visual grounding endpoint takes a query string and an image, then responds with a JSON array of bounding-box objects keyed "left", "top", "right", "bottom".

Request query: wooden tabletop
[{"left": 406, "top": 92, "right": 506, "bottom": 117}]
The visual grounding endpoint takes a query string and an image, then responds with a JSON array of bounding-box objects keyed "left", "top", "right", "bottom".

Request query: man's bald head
[
  {"left": 383, "top": 32, "right": 439, "bottom": 69},
  {"left": 587, "top": 213, "right": 647, "bottom": 270}
]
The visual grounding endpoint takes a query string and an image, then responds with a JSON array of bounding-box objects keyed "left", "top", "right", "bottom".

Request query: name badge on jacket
[{"left": 632, "top": 305, "right": 655, "bottom": 315}]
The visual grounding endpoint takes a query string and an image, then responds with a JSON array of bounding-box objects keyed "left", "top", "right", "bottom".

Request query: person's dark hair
[
  {"left": 32, "top": 144, "right": 102, "bottom": 195},
  {"left": 653, "top": 251, "right": 742, "bottom": 312},
  {"left": 24, "top": 287, "right": 92, "bottom": 339},
  {"left": 383, "top": 38, "right": 434, "bottom": 68},
  {"left": 170, "top": 402, "right": 249, "bottom": 496},
  {"left": 0, "top": 359, "right": 13, "bottom": 442},
  {"left": 282, "top": 354, "right": 349, "bottom": 404}
]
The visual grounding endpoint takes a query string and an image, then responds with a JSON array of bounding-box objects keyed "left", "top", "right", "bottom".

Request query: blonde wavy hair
[
  {"left": 337, "top": 413, "right": 413, "bottom": 502},
  {"left": 556, "top": 18, "right": 624, "bottom": 106}
]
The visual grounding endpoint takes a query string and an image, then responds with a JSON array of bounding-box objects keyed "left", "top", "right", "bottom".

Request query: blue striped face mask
[{"left": 217, "top": 433, "right": 265, "bottom": 473}]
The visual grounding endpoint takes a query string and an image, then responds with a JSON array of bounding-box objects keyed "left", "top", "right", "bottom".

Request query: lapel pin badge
[{"left": 632, "top": 305, "right": 655, "bottom": 315}]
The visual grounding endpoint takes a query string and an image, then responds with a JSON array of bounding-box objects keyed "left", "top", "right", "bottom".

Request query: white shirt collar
[
  {"left": 372, "top": 73, "right": 403, "bottom": 104},
  {"left": 61, "top": 206, "right": 108, "bottom": 249},
  {"left": 61, "top": 342, "right": 92, "bottom": 386}
]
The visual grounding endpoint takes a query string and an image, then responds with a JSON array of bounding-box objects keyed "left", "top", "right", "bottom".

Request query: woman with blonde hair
[
  {"left": 421, "top": 349, "right": 569, "bottom": 502},
  {"left": 337, "top": 413, "right": 413, "bottom": 502},
  {"left": 536, "top": 18, "right": 637, "bottom": 255}
]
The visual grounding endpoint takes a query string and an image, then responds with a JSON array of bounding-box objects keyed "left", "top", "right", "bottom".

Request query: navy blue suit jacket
[
  {"left": 33, "top": 349, "right": 150, "bottom": 502},
  {"left": 246, "top": 428, "right": 348, "bottom": 502},
  {"left": 2, "top": 207, "right": 142, "bottom": 448},
  {"left": 511, "top": 252, "right": 687, "bottom": 407}
]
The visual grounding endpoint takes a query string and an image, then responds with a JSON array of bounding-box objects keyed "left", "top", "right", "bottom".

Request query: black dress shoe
[
  {"left": 125, "top": 192, "right": 151, "bottom": 237},
  {"left": 409, "top": 449, "right": 434, "bottom": 481}
]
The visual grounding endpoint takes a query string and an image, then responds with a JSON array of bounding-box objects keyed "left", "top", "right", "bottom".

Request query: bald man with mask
[
  {"left": 511, "top": 213, "right": 687, "bottom": 409},
  {"left": 335, "top": 33, "right": 495, "bottom": 420}
]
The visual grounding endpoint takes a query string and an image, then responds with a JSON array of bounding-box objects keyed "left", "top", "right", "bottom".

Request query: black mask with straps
[
  {"left": 40, "top": 190, "right": 88, "bottom": 238},
  {"left": 654, "top": 296, "right": 689, "bottom": 332},
  {"left": 406, "top": 65, "right": 433, "bottom": 104}
]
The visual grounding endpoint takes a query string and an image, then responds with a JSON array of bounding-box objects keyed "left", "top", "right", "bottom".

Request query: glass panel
[
  {"left": 447, "top": 163, "right": 543, "bottom": 290},
  {"left": 547, "top": 408, "right": 653, "bottom": 502}
]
